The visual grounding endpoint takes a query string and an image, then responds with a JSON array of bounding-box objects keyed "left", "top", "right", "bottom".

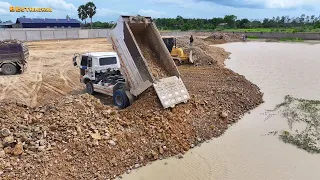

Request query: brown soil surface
[
  {"left": 204, "top": 32, "right": 242, "bottom": 44},
  {"left": 176, "top": 36, "right": 230, "bottom": 66},
  {"left": 135, "top": 36, "right": 169, "bottom": 79},
  {"left": 0, "top": 37, "right": 263, "bottom": 179},
  {"left": 0, "top": 38, "right": 111, "bottom": 107}
]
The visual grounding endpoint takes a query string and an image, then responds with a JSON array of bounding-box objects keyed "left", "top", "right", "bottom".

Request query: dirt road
[{"left": 0, "top": 38, "right": 111, "bottom": 107}]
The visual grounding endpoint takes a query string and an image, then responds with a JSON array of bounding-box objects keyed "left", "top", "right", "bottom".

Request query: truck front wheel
[
  {"left": 113, "top": 89, "right": 130, "bottom": 109},
  {"left": 86, "top": 82, "right": 94, "bottom": 95},
  {"left": 2, "top": 64, "right": 17, "bottom": 75}
]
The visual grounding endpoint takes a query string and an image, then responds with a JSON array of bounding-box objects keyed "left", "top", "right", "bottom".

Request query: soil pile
[
  {"left": 134, "top": 35, "right": 169, "bottom": 80},
  {"left": 204, "top": 33, "right": 242, "bottom": 44},
  {"left": 140, "top": 46, "right": 169, "bottom": 79},
  {"left": 176, "top": 36, "right": 230, "bottom": 66},
  {"left": 0, "top": 37, "right": 264, "bottom": 179},
  {"left": 0, "top": 66, "right": 263, "bottom": 179}
]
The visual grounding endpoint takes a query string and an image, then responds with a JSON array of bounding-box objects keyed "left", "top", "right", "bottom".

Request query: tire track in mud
[
  {"left": 0, "top": 38, "right": 110, "bottom": 106},
  {"left": 0, "top": 55, "right": 44, "bottom": 106},
  {"left": 42, "top": 82, "right": 68, "bottom": 96}
]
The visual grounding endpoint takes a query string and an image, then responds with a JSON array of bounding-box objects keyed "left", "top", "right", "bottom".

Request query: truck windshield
[{"left": 99, "top": 57, "right": 117, "bottom": 65}]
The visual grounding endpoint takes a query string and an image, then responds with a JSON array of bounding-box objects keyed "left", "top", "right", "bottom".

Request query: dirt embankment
[
  {"left": 176, "top": 36, "right": 230, "bottom": 66},
  {"left": 0, "top": 37, "right": 263, "bottom": 179},
  {"left": 204, "top": 33, "right": 243, "bottom": 45}
]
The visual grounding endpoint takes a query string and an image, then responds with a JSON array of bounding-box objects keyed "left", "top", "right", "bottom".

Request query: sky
[{"left": 1, "top": 0, "right": 320, "bottom": 22}]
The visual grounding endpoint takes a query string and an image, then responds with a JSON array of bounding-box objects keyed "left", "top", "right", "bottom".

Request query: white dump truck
[{"left": 73, "top": 15, "right": 190, "bottom": 109}]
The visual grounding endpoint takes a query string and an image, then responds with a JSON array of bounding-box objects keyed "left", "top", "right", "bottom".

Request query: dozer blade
[
  {"left": 189, "top": 50, "right": 194, "bottom": 64},
  {"left": 153, "top": 76, "right": 190, "bottom": 109}
]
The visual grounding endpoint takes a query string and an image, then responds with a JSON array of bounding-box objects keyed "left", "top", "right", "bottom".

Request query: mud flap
[{"left": 153, "top": 76, "right": 190, "bottom": 109}]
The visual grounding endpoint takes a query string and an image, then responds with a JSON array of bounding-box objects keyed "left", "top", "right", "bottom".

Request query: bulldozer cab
[
  {"left": 162, "top": 36, "right": 193, "bottom": 65},
  {"left": 162, "top": 36, "right": 176, "bottom": 53}
]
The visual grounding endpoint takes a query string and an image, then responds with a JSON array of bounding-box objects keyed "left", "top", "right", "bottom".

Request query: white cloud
[
  {"left": 148, "top": 0, "right": 212, "bottom": 9},
  {"left": 96, "top": 8, "right": 127, "bottom": 17},
  {"left": 138, "top": 9, "right": 166, "bottom": 18},
  {"left": 198, "top": 0, "right": 320, "bottom": 9},
  {"left": 0, "top": 1, "right": 11, "bottom": 15},
  {"left": 148, "top": 0, "right": 185, "bottom": 4},
  {"left": 262, "top": 0, "right": 320, "bottom": 9},
  {"left": 36, "top": 0, "right": 76, "bottom": 12}
]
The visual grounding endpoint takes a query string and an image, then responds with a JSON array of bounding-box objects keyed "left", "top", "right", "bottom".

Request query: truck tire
[
  {"left": 86, "top": 82, "right": 95, "bottom": 95},
  {"left": 2, "top": 64, "right": 17, "bottom": 75},
  {"left": 113, "top": 89, "right": 130, "bottom": 109}
]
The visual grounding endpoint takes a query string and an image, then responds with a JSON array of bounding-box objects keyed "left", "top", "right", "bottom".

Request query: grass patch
[
  {"left": 247, "top": 35, "right": 259, "bottom": 39},
  {"left": 279, "top": 37, "right": 304, "bottom": 42},
  {"left": 268, "top": 95, "right": 320, "bottom": 153},
  {"left": 223, "top": 28, "right": 320, "bottom": 33},
  {"left": 223, "top": 28, "right": 297, "bottom": 33}
]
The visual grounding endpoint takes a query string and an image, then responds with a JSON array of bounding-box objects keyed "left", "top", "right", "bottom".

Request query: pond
[{"left": 121, "top": 42, "right": 320, "bottom": 180}]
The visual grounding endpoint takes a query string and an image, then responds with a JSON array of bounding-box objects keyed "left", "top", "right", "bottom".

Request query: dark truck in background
[{"left": 0, "top": 40, "right": 29, "bottom": 75}]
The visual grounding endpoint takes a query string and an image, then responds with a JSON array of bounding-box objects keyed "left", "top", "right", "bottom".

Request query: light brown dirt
[
  {"left": 176, "top": 36, "right": 230, "bottom": 66},
  {"left": 135, "top": 35, "right": 169, "bottom": 79},
  {"left": 204, "top": 32, "right": 242, "bottom": 44},
  {"left": 0, "top": 38, "right": 111, "bottom": 107},
  {"left": 0, "top": 37, "right": 264, "bottom": 179}
]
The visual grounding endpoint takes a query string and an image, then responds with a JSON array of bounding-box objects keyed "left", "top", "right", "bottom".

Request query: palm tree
[
  {"left": 85, "top": 2, "right": 96, "bottom": 26},
  {"left": 77, "top": 5, "right": 88, "bottom": 24}
]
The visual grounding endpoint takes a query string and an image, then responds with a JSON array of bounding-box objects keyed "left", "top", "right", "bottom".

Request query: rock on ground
[{"left": 0, "top": 38, "right": 263, "bottom": 179}]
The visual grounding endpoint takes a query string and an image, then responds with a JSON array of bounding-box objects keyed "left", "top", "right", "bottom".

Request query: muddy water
[{"left": 121, "top": 42, "right": 320, "bottom": 180}]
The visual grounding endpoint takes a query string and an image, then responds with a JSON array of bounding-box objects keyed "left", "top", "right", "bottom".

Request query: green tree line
[{"left": 154, "top": 14, "right": 320, "bottom": 32}]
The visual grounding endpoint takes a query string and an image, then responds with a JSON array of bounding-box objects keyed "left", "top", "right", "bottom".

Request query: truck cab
[
  {"left": 78, "top": 52, "right": 121, "bottom": 82},
  {"left": 73, "top": 52, "right": 132, "bottom": 109},
  {"left": 74, "top": 15, "right": 190, "bottom": 109}
]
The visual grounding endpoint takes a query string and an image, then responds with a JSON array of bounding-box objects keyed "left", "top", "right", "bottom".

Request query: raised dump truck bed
[{"left": 107, "top": 15, "right": 190, "bottom": 108}]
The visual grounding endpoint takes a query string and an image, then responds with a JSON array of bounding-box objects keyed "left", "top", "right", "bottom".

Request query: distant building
[
  {"left": 0, "top": 22, "right": 15, "bottom": 28},
  {"left": 15, "top": 18, "right": 81, "bottom": 28}
]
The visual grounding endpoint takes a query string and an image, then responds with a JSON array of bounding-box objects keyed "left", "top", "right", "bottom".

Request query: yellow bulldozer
[{"left": 162, "top": 37, "right": 193, "bottom": 66}]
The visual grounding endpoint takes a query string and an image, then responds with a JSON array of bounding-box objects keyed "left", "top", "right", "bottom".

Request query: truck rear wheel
[
  {"left": 2, "top": 64, "right": 17, "bottom": 75},
  {"left": 86, "top": 82, "right": 94, "bottom": 95},
  {"left": 113, "top": 89, "right": 130, "bottom": 109}
]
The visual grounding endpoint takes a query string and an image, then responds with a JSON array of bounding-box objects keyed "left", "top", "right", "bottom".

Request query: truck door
[{"left": 80, "top": 55, "right": 88, "bottom": 76}]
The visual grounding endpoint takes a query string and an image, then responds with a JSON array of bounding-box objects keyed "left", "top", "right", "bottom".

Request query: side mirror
[
  {"left": 88, "top": 58, "right": 92, "bottom": 67},
  {"left": 72, "top": 56, "right": 78, "bottom": 66}
]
